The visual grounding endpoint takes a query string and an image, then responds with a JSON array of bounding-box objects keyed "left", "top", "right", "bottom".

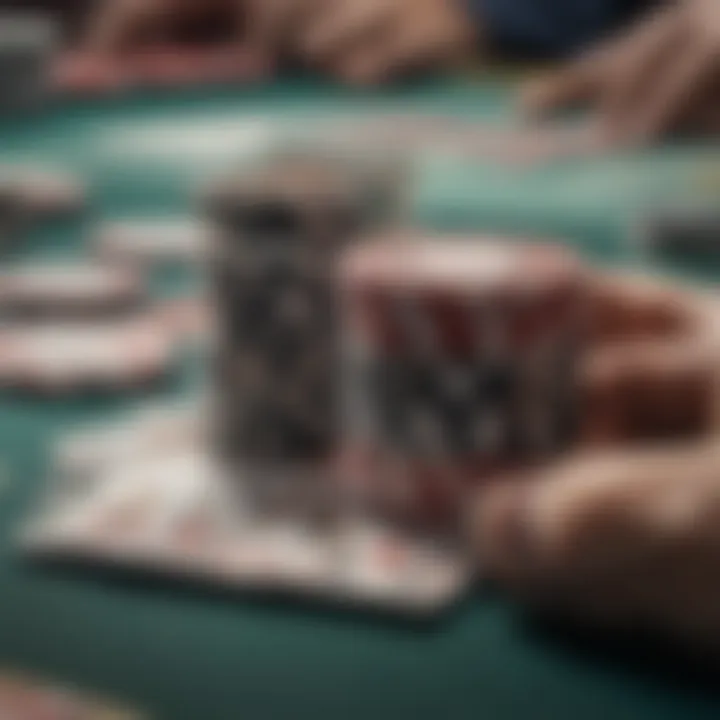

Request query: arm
[
  {"left": 83, "top": 0, "right": 164, "bottom": 53},
  {"left": 465, "top": 0, "right": 656, "bottom": 57}
]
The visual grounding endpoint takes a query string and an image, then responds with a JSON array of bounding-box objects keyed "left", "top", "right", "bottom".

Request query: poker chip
[
  {"left": 338, "top": 233, "right": 586, "bottom": 524},
  {"left": 0, "top": 316, "right": 176, "bottom": 393},
  {"left": 159, "top": 295, "right": 214, "bottom": 347},
  {"left": 340, "top": 232, "right": 584, "bottom": 358},
  {"left": 0, "top": 165, "right": 86, "bottom": 218},
  {"left": 94, "top": 218, "right": 210, "bottom": 265},
  {"left": 203, "top": 150, "right": 406, "bottom": 251},
  {"left": 208, "top": 152, "right": 398, "bottom": 465},
  {"left": 0, "top": 262, "right": 145, "bottom": 318}
]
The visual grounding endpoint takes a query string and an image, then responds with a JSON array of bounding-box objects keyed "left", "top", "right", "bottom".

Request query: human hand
[
  {"left": 520, "top": 0, "right": 720, "bottom": 145},
  {"left": 473, "top": 272, "right": 720, "bottom": 644},
  {"left": 83, "top": 0, "right": 245, "bottom": 54},
  {"left": 60, "top": 0, "right": 263, "bottom": 93},
  {"left": 248, "top": 0, "right": 477, "bottom": 84}
]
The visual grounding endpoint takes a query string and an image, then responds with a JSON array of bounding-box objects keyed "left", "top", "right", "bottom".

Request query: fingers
[
  {"left": 582, "top": 272, "right": 720, "bottom": 443},
  {"left": 473, "top": 450, "right": 673, "bottom": 589},
  {"left": 472, "top": 441, "right": 720, "bottom": 636},
  {"left": 333, "top": 17, "right": 467, "bottom": 84},
  {"left": 581, "top": 336, "right": 720, "bottom": 444},
  {"left": 298, "top": 0, "right": 391, "bottom": 61},
  {"left": 275, "top": 0, "right": 472, "bottom": 84},
  {"left": 688, "top": 98, "right": 720, "bottom": 134},
  {"left": 600, "top": 7, "right": 686, "bottom": 141},
  {"left": 619, "top": 33, "right": 720, "bottom": 144},
  {"left": 587, "top": 272, "right": 699, "bottom": 345},
  {"left": 520, "top": 1, "right": 720, "bottom": 145},
  {"left": 247, "top": 0, "right": 325, "bottom": 56},
  {"left": 84, "top": 0, "right": 162, "bottom": 54},
  {"left": 517, "top": 7, "right": 655, "bottom": 117},
  {"left": 519, "top": 55, "right": 598, "bottom": 117}
]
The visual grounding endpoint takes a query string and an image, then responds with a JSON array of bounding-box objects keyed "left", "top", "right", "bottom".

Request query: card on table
[{"left": 21, "top": 402, "right": 471, "bottom": 616}]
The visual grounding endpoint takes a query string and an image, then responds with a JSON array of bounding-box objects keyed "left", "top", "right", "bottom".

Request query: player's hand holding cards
[{"left": 473, "top": 271, "right": 720, "bottom": 645}]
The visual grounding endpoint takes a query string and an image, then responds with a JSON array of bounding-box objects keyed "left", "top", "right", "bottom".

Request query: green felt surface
[{"left": 0, "top": 79, "right": 720, "bottom": 720}]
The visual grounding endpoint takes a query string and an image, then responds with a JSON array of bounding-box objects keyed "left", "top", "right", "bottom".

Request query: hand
[
  {"left": 248, "top": 0, "right": 477, "bottom": 84},
  {"left": 472, "top": 272, "right": 720, "bottom": 645},
  {"left": 520, "top": 0, "right": 720, "bottom": 145},
  {"left": 62, "top": 0, "right": 264, "bottom": 93},
  {"left": 82, "top": 0, "right": 246, "bottom": 54}
]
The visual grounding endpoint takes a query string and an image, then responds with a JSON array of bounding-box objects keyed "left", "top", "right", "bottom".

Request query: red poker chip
[
  {"left": 339, "top": 232, "right": 585, "bottom": 357},
  {"left": 0, "top": 262, "right": 145, "bottom": 318},
  {"left": 0, "top": 315, "right": 176, "bottom": 393}
]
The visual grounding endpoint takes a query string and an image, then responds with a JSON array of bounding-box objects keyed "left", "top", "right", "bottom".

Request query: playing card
[{"left": 22, "top": 404, "right": 470, "bottom": 615}]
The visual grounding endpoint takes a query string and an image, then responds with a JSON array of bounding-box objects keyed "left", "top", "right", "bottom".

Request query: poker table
[{"left": 1, "top": 77, "right": 720, "bottom": 720}]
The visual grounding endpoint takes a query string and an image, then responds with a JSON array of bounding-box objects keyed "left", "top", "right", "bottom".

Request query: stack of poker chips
[
  {"left": 0, "top": 13, "right": 57, "bottom": 115},
  {"left": 204, "top": 152, "right": 405, "bottom": 495},
  {"left": 338, "top": 233, "right": 586, "bottom": 529}
]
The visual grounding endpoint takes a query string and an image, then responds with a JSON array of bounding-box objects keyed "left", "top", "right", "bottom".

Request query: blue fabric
[{"left": 467, "top": 0, "right": 656, "bottom": 57}]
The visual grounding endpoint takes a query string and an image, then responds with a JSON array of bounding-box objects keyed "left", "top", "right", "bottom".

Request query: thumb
[
  {"left": 471, "top": 441, "right": 720, "bottom": 636},
  {"left": 580, "top": 336, "right": 720, "bottom": 445}
]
